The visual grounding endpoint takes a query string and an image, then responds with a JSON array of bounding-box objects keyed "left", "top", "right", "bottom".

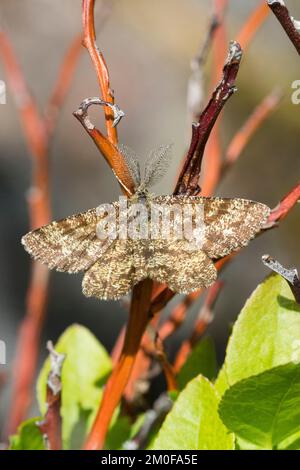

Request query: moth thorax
[{"left": 134, "top": 185, "right": 150, "bottom": 204}]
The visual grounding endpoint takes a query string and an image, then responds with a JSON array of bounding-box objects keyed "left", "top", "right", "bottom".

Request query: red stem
[{"left": 84, "top": 279, "right": 153, "bottom": 450}]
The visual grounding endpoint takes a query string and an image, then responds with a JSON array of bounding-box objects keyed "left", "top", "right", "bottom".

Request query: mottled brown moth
[{"left": 22, "top": 145, "right": 270, "bottom": 300}]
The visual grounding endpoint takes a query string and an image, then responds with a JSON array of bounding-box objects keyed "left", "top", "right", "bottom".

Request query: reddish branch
[
  {"left": 201, "top": 1, "right": 271, "bottom": 197},
  {"left": 200, "top": 0, "right": 228, "bottom": 197},
  {"left": 236, "top": 2, "right": 270, "bottom": 49},
  {"left": 73, "top": 97, "right": 134, "bottom": 196},
  {"left": 155, "top": 335, "right": 178, "bottom": 392},
  {"left": 37, "top": 342, "right": 65, "bottom": 450},
  {"left": 174, "top": 281, "right": 224, "bottom": 373},
  {"left": 175, "top": 41, "right": 242, "bottom": 196},
  {"left": 159, "top": 291, "right": 203, "bottom": 342},
  {"left": 0, "top": 31, "right": 82, "bottom": 438},
  {"left": 45, "top": 34, "right": 83, "bottom": 137},
  {"left": 268, "top": 0, "right": 300, "bottom": 55},
  {"left": 223, "top": 88, "right": 282, "bottom": 173},
  {"left": 267, "top": 180, "right": 300, "bottom": 225},
  {"left": 82, "top": 0, "right": 117, "bottom": 143},
  {"left": 212, "top": 0, "right": 229, "bottom": 84},
  {"left": 84, "top": 279, "right": 153, "bottom": 450},
  {"left": 123, "top": 318, "right": 160, "bottom": 403}
]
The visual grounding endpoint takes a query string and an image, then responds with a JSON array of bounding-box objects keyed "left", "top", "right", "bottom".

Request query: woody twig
[
  {"left": 223, "top": 88, "right": 282, "bottom": 174},
  {"left": 262, "top": 255, "right": 300, "bottom": 303},
  {"left": 236, "top": 2, "right": 270, "bottom": 49},
  {"left": 174, "top": 280, "right": 224, "bottom": 373},
  {"left": 268, "top": 0, "right": 300, "bottom": 55},
  {"left": 37, "top": 341, "right": 65, "bottom": 450},
  {"left": 154, "top": 334, "right": 178, "bottom": 392},
  {"left": 175, "top": 41, "right": 242, "bottom": 196}
]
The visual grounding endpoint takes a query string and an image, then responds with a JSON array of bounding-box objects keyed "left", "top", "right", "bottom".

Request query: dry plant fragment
[
  {"left": 74, "top": 96, "right": 125, "bottom": 129},
  {"left": 262, "top": 255, "right": 300, "bottom": 303},
  {"left": 124, "top": 394, "right": 173, "bottom": 450},
  {"left": 37, "top": 341, "right": 65, "bottom": 451}
]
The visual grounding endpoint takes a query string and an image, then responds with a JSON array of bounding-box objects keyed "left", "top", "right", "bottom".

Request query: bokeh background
[{"left": 0, "top": 0, "right": 299, "bottom": 427}]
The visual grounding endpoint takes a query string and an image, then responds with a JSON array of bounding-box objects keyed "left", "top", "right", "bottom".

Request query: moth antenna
[
  {"left": 143, "top": 144, "right": 173, "bottom": 188},
  {"left": 117, "top": 143, "right": 141, "bottom": 189}
]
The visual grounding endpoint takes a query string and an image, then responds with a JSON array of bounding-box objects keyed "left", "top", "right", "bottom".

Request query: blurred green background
[{"left": 0, "top": 0, "right": 299, "bottom": 426}]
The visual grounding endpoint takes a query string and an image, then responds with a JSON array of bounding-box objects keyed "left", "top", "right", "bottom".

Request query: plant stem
[{"left": 84, "top": 279, "right": 153, "bottom": 450}]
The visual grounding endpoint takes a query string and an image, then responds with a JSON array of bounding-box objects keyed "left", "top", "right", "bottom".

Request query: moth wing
[
  {"left": 21, "top": 206, "right": 117, "bottom": 273},
  {"left": 146, "top": 239, "right": 217, "bottom": 293},
  {"left": 200, "top": 197, "right": 270, "bottom": 258},
  {"left": 82, "top": 240, "right": 139, "bottom": 300},
  {"left": 152, "top": 196, "right": 270, "bottom": 259}
]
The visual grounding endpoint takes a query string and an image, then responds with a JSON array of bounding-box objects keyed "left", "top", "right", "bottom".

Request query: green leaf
[
  {"left": 37, "top": 324, "right": 112, "bottom": 449},
  {"left": 177, "top": 337, "right": 217, "bottom": 389},
  {"left": 9, "top": 418, "right": 45, "bottom": 450},
  {"left": 105, "top": 414, "right": 145, "bottom": 450},
  {"left": 219, "top": 363, "right": 300, "bottom": 449},
  {"left": 214, "top": 365, "right": 230, "bottom": 397},
  {"left": 278, "top": 429, "right": 300, "bottom": 450},
  {"left": 105, "top": 415, "right": 132, "bottom": 450},
  {"left": 151, "top": 375, "right": 234, "bottom": 450},
  {"left": 225, "top": 274, "right": 300, "bottom": 385}
]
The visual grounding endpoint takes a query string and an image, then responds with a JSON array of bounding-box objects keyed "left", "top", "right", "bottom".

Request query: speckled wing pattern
[
  {"left": 21, "top": 207, "right": 115, "bottom": 273},
  {"left": 82, "top": 240, "right": 136, "bottom": 300},
  {"left": 22, "top": 196, "right": 270, "bottom": 300},
  {"left": 152, "top": 195, "right": 270, "bottom": 259},
  {"left": 146, "top": 239, "right": 217, "bottom": 293},
  {"left": 82, "top": 239, "right": 153, "bottom": 300}
]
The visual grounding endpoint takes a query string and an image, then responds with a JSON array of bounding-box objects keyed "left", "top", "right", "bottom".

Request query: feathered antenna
[
  {"left": 118, "top": 144, "right": 141, "bottom": 189},
  {"left": 143, "top": 144, "right": 173, "bottom": 188}
]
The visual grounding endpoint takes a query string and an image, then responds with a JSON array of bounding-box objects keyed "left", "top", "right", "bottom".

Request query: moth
[{"left": 22, "top": 144, "right": 270, "bottom": 300}]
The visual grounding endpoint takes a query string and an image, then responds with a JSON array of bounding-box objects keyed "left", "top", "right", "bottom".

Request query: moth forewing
[
  {"left": 201, "top": 197, "right": 270, "bottom": 259},
  {"left": 21, "top": 207, "right": 115, "bottom": 273}
]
